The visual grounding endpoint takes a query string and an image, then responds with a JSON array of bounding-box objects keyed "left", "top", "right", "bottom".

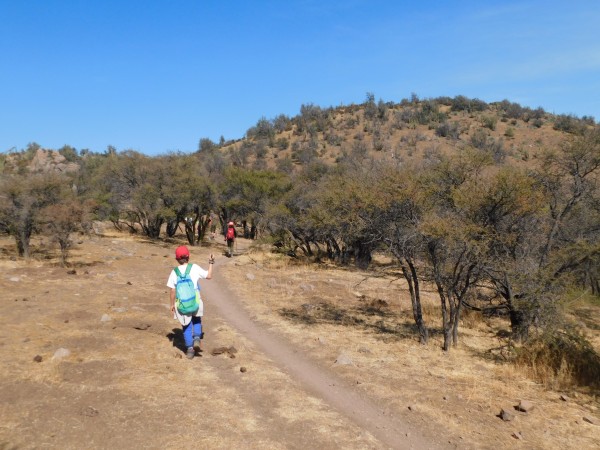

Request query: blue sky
[{"left": 1, "top": 0, "right": 599, "bottom": 156}]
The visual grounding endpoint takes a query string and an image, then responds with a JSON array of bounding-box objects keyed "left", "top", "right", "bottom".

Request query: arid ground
[{"left": 0, "top": 226, "right": 598, "bottom": 449}]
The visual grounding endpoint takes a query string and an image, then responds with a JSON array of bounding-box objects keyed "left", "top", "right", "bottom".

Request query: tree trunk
[
  {"left": 509, "top": 309, "right": 530, "bottom": 342},
  {"left": 400, "top": 260, "right": 428, "bottom": 344},
  {"left": 166, "top": 219, "right": 179, "bottom": 238},
  {"left": 452, "top": 297, "right": 463, "bottom": 347}
]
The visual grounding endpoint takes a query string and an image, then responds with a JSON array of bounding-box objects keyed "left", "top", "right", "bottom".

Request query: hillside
[{"left": 215, "top": 95, "right": 592, "bottom": 172}]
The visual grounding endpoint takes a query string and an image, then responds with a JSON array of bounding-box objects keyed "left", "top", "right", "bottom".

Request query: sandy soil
[{"left": 0, "top": 229, "right": 598, "bottom": 449}]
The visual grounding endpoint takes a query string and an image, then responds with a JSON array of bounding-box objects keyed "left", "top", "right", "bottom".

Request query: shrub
[
  {"left": 553, "top": 114, "right": 585, "bottom": 134},
  {"left": 514, "top": 328, "right": 600, "bottom": 390},
  {"left": 481, "top": 115, "right": 497, "bottom": 131},
  {"left": 274, "top": 137, "right": 289, "bottom": 150},
  {"left": 435, "top": 121, "right": 461, "bottom": 139}
]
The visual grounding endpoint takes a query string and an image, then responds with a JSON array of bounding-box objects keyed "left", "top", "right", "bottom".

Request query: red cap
[{"left": 175, "top": 245, "right": 190, "bottom": 259}]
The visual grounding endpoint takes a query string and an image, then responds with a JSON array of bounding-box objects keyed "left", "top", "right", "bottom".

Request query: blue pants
[{"left": 182, "top": 316, "right": 202, "bottom": 348}]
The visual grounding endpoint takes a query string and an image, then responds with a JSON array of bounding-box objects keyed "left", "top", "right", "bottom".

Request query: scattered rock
[
  {"left": 512, "top": 431, "right": 524, "bottom": 440},
  {"left": 33, "top": 355, "right": 43, "bottom": 363},
  {"left": 9, "top": 277, "right": 20, "bottom": 282},
  {"left": 516, "top": 400, "right": 535, "bottom": 413},
  {"left": 112, "top": 307, "right": 127, "bottom": 313},
  {"left": 583, "top": 416, "right": 598, "bottom": 425},
  {"left": 133, "top": 324, "right": 151, "bottom": 330},
  {"left": 211, "top": 346, "right": 238, "bottom": 358},
  {"left": 246, "top": 273, "right": 255, "bottom": 281},
  {"left": 357, "top": 346, "right": 371, "bottom": 354},
  {"left": 52, "top": 348, "right": 71, "bottom": 361},
  {"left": 499, "top": 408, "right": 515, "bottom": 421},
  {"left": 100, "top": 314, "right": 112, "bottom": 322},
  {"left": 67, "top": 270, "right": 77, "bottom": 275},
  {"left": 560, "top": 394, "right": 570, "bottom": 402},
  {"left": 126, "top": 281, "right": 132, "bottom": 285},
  {"left": 317, "top": 336, "right": 327, "bottom": 345},
  {"left": 299, "top": 283, "right": 315, "bottom": 291},
  {"left": 81, "top": 406, "right": 99, "bottom": 417},
  {"left": 334, "top": 353, "right": 353, "bottom": 366},
  {"left": 240, "top": 367, "right": 247, "bottom": 373},
  {"left": 408, "top": 405, "right": 417, "bottom": 412}
]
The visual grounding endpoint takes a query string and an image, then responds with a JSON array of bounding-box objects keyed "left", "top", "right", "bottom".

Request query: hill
[{"left": 215, "top": 95, "right": 594, "bottom": 172}]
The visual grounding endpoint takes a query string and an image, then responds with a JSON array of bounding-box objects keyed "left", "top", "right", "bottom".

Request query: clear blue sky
[{"left": 2, "top": 0, "right": 599, "bottom": 156}]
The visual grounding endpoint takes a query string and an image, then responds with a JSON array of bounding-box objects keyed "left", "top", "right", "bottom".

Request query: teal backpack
[{"left": 174, "top": 265, "right": 200, "bottom": 314}]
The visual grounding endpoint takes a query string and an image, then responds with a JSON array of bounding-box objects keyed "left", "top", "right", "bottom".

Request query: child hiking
[
  {"left": 225, "top": 221, "right": 237, "bottom": 257},
  {"left": 167, "top": 245, "right": 214, "bottom": 359}
]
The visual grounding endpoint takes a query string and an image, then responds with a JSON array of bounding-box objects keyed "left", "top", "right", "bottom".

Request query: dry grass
[
  {"left": 1, "top": 231, "right": 599, "bottom": 449},
  {"left": 222, "top": 243, "right": 600, "bottom": 449}
]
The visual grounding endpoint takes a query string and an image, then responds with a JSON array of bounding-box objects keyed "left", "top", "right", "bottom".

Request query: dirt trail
[{"left": 205, "top": 242, "right": 448, "bottom": 449}]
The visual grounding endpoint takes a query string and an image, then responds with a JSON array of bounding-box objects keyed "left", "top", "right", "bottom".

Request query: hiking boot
[
  {"left": 193, "top": 337, "right": 202, "bottom": 353},
  {"left": 186, "top": 347, "right": 195, "bottom": 359}
]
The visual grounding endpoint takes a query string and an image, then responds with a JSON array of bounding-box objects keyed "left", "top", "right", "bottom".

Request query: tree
[
  {"left": 0, "top": 173, "right": 65, "bottom": 257},
  {"left": 39, "top": 197, "right": 95, "bottom": 266}
]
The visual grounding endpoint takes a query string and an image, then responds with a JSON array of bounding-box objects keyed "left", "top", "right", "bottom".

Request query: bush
[
  {"left": 515, "top": 328, "right": 600, "bottom": 390},
  {"left": 553, "top": 114, "right": 586, "bottom": 134},
  {"left": 274, "top": 137, "right": 289, "bottom": 150},
  {"left": 481, "top": 115, "right": 497, "bottom": 131},
  {"left": 435, "top": 121, "right": 460, "bottom": 139}
]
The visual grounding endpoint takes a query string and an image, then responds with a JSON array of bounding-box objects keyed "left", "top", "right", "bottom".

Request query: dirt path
[{"left": 205, "top": 242, "right": 448, "bottom": 449}]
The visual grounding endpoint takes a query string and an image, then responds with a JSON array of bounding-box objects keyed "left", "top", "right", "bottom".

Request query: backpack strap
[{"left": 174, "top": 264, "right": 192, "bottom": 279}]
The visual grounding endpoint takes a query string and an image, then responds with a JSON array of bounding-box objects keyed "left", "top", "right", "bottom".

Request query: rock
[
  {"left": 112, "top": 307, "right": 127, "bottom": 313},
  {"left": 512, "top": 431, "right": 524, "bottom": 440},
  {"left": 81, "top": 406, "right": 99, "bottom": 417},
  {"left": 317, "top": 336, "right": 327, "bottom": 345},
  {"left": 560, "top": 394, "right": 570, "bottom": 402},
  {"left": 334, "top": 353, "right": 353, "bottom": 366},
  {"left": 240, "top": 367, "right": 247, "bottom": 373},
  {"left": 357, "top": 346, "right": 371, "bottom": 353},
  {"left": 126, "top": 281, "right": 132, "bottom": 285},
  {"left": 499, "top": 408, "right": 515, "bottom": 421},
  {"left": 67, "top": 270, "right": 77, "bottom": 275},
  {"left": 408, "top": 405, "right": 417, "bottom": 412},
  {"left": 583, "top": 416, "right": 598, "bottom": 425},
  {"left": 52, "top": 348, "right": 71, "bottom": 361},
  {"left": 33, "top": 355, "right": 43, "bottom": 363},
  {"left": 516, "top": 400, "right": 535, "bottom": 413},
  {"left": 100, "top": 314, "right": 112, "bottom": 322},
  {"left": 211, "top": 346, "right": 238, "bottom": 358},
  {"left": 9, "top": 277, "right": 20, "bottom": 282},
  {"left": 246, "top": 273, "right": 255, "bottom": 281},
  {"left": 299, "top": 283, "right": 315, "bottom": 291}
]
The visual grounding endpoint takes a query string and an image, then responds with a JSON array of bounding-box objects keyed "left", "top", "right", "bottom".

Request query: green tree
[{"left": 0, "top": 173, "right": 65, "bottom": 257}]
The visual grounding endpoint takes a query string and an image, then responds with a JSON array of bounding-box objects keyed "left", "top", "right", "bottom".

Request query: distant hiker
[
  {"left": 167, "top": 245, "right": 214, "bottom": 359},
  {"left": 225, "top": 221, "right": 236, "bottom": 257}
]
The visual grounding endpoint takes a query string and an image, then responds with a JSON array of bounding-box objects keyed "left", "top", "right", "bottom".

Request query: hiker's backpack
[
  {"left": 174, "top": 265, "right": 199, "bottom": 314},
  {"left": 226, "top": 227, "right": 235, "bottom": 240}
]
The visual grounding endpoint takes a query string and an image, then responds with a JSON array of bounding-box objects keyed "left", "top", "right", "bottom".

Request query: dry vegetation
[
  {"left": 2, "top": 95, "right": 600, "bottom": 448},
  {"left": 0, "top": 227, "right": 598, "bottom": 449},
  {"left": 221, "top": 242, "right": 600, "bottom": 448}
]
